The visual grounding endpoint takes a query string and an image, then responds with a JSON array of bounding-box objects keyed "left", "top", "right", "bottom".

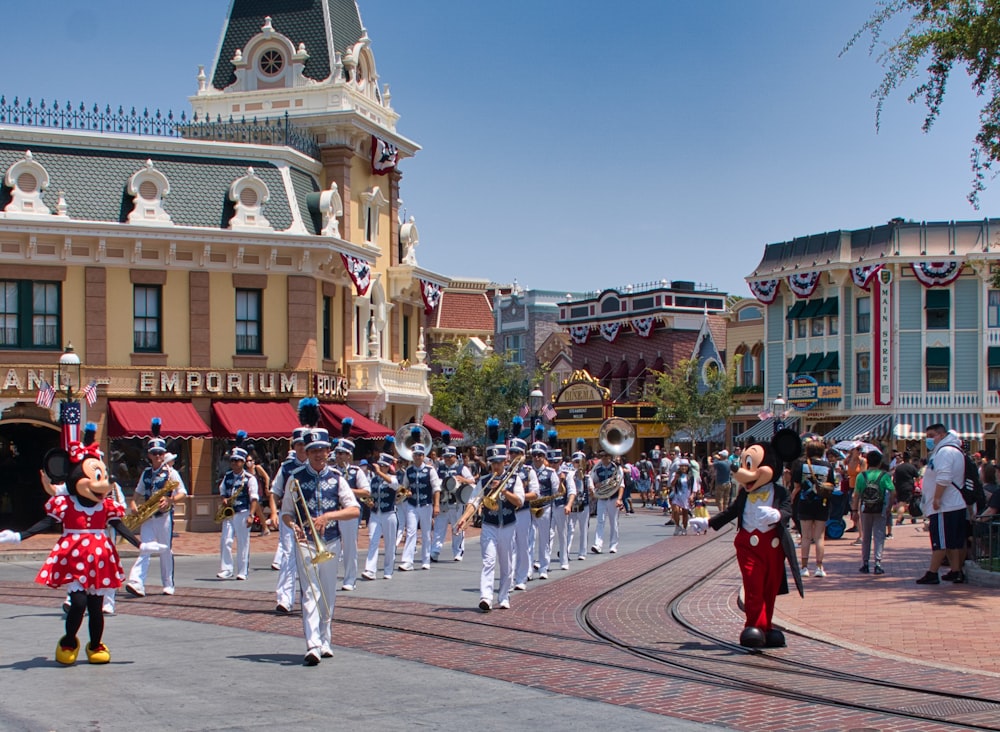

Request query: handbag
[
  {"left": 803, "top": 459, "right": 835, "bottom": 500},
  {"left": 908, "top": 491, "right": 924, "bottom": 518}
]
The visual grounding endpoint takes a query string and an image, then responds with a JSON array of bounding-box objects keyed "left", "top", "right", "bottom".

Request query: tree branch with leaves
[{"left": 647, "top": 356, "right": 740, "bottom": 448}]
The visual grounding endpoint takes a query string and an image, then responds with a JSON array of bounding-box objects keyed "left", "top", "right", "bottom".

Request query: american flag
[
  {"left": 82, "top": 379, "right": 99, "bottom": 406},
  {"left": 518, "top": 404, "right": 530, "bottom": 419},
  {"left": 60, "top": 400, "right": 82, "bottom": 450},
  {"left": 542, "top": 403, "right": 558, "bottom": 421},
  {"left": 35, "top": 380, "right": 56, "bottom": 408}
]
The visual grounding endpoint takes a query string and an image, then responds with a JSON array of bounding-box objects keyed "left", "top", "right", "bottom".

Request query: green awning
[
  {"left": 817, "top": 297, "right": 839, "bottom": 317},
  {"left": 926, "top": 290, "right": 950, "bottom": 309},
  {"left": 786, "top": 301, "right": 806, "bottom": 320},
  {"left": 990, "top": 347, "right": 1000, "bottom": 368},
  {"left": 817, "top": 351, "right": 839, "bottom": 371},
  {"left": 800, "top": 299, "right": 824, "bottom": 319},
  {"left": 926, "top": 347, "right": 950, "bottom": 367},
  {"left": 800, "top": 352, "right": 824, "bottom": 372},
  {"left": 787, "top": 354, "right": 806, "bottom": 373}
]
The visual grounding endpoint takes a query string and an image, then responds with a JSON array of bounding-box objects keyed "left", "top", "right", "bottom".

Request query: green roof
[
  {"left": 786, "top": 300, "right": 806, "bottom": 319},
  {"left": 816, "top": 297, "right": 839, "bottom": 317},
  {"left": 817, "top": 351, "right": 839, "bottom": 371},
  {"left": 0, "top": 142, "right": 320, "bottom": 234},
  {"left": 799, "top": 299, "right": 824, "bottom": 319},
  {"left": 212, "top": 0, "right": 364, "bottom": 91},
  {"left": 787, "top": 354, "right": 806, "bottom": 373},
  {"left": 800, "top": 353, "right": 824, "bottom": 372}
]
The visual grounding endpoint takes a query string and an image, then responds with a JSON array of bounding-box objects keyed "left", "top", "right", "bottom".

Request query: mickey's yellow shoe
[
  {"left": 86, "top": 642, "right": 111, "bottom": 664},
  {"left": 55, "top": 637, "right": 79, "bottom": 665}
]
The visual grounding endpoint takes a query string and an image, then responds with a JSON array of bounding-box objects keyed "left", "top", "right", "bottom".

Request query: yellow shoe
[
  {"left": 86, "top": 642, "right": 111, "bottom": 664},
  {"left": 55, "top": 637, "right": 80, "bottom": 665}
]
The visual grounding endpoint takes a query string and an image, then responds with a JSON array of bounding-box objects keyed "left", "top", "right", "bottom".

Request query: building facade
[
  {"left": 744, "top": 218, "right": 1000, "bottom": 456},
  {"left": 0, "top": 0, "right": 448, "bottom": 530}
]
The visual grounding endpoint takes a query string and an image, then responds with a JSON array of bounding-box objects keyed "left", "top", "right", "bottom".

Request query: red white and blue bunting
[
  {"left": 786, "top": 271, "right": 822, "bottom": 299},
  {"left": 631, "top": 316, "right": 655, "bottom": 338},
  {"left": 371, "top": 135, "right": 398, "bottom": 176},
  {"left": 851, "top": 263, "right": 884, "bottom": 290},
  {"left": 748, "top": 279, "right": 780, "bottom": 304},
  {"left": 340, "top": 253, "right": 372, "bottom": 296},
  {"left": 911, "top": 261, "right": 962, "bottom": 287},
  {"left": 569, "top": 325, "right": 590, "bottom": 345},
  {"left": 419, "top": 279, "right": 442, "bottom": 314},
  {"left": 599, "top": 322, "right": 621, "bottom": 343}
]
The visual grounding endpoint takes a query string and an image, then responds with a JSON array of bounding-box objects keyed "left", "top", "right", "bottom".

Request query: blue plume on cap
[
  {"left": 297, "top": 397, "right": 320, "bottom": 428},
  {"left": 533, "top": 421, "right": 545, "bottom": 442},
  {"left": 576, "top": 437, "right": 587, "bottom": 450},
  {"left": 441, "top": 430, "right": 451, "bottom": 446},
  {"left": 83, "top": 422, "right": 98, "bottom": 446},
  {"left": 235, "top": 429, "right": 248, "bottom": 448},
  {"left": 547, "top": 428, "right": 558, "bottom": 446},
  {"left": 342, "top": 417, "right": 354, "bottom": 438},
  {"left": 410, "top": 425, "right": 422, "bottom": 440},
  {"left": 151, "top": 417, "right": 162, "bottom": 438},
  {"left": 487, "top": 417, "right": 500, "bottom": 444}
]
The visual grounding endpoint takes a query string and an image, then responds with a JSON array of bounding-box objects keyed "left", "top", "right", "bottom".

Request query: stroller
[{"left": 825, "top": 488, "right": 850, "bottom": 539}]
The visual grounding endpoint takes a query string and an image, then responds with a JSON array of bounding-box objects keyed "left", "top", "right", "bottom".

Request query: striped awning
[
  {"left": 894, "top": 413, "right": 983, "bottom": 441},
  {"left": 672, "top": 421, "right": 726, "bottom": 443},
  {"left": 735, "top": 415, "right": 800, "bottom": 443},
  {"left": 824, "top": 414, "right": 894, "bottom": 443}
]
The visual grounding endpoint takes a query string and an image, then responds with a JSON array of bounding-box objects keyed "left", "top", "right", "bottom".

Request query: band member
[
  {"left": 510, "top": 431, "right": 539, "bottom": 591},
  {"left": 399, "top": 441, "right": 441, "bottom": 571},
  {"left": 530, "top": 442, "right": 564, "bottom": 578},
  {"left": 548, "top": 448, "right": 573, "bottom": 571},
  {"left": 281, "top": 428, "right": 359, "bottom": 665},
  {"left": 330, "top": 422, "right": 370, "bottom": 591},
  {"left": 432, "top": 441, "right": 475, "bottom": 562},
  {"left": 567, "top": 449, "right": 594, "bottom": 560},
  {"left": 456, "top": 434, "right": 524, "bottom": 612},
  {"left": 589, "top": 449, "right": 624, "bottom": 554},
  {"left": 362, "top": 447, "right": 399, "bottom": 580},
  {"left": 216, "top": 434, "right": 259, "bottom": 581},
  {"left": 125, "top": 418, "right": 187, "bottom": 597}
]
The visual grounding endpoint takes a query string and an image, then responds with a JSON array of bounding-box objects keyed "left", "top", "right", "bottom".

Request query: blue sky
[{"left": 2, "top": 1, "right": 994, "bottom": 298}]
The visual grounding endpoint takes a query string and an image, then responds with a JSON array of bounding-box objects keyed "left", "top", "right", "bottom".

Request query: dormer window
[
  {"left": 127, "top": 160, "right": 172, "bottom": 225},
  {"left": 4, "top": 150, "right": 51, "bottom": 216},
  {"left": 228, "top": 168, "right": 272, "bottom": 231},
  {"left": 360, "top": 186, "right": 388, "bottom": 245}
]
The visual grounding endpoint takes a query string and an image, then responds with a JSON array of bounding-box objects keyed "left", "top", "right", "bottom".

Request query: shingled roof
[
  {"left": 212, "top": 0, "right": 365, "bottom": 91},
  {"left": 0, "top": 140, "right": 320, "bottom": 233},
  {"left": 434, "top": 291, "right": 495, "bottom": 332}
]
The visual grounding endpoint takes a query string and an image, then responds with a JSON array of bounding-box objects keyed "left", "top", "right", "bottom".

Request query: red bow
[{"left": 68, "top": 441, "right": 103, "bottom": 463}]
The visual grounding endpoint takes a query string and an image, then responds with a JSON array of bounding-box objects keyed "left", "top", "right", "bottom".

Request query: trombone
[{"left": 287, "top": 478, "right": 335, "bottom": 618}]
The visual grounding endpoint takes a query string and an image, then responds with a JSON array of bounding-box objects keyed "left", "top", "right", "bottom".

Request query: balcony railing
[
  {"left": 896, "top": 391, "right": 980, "bottom": 409},
  {"left": 348, "top": 358, "right": 431, "bottom": 400},
  {"left": 0, "top": 96, "right": 319, "bottom": 159}
]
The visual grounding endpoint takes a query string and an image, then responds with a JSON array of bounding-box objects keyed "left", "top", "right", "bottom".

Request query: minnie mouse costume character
[
  {"left": 708, "top": 429, "right": 804, "bottom": 649},
  {"left": 0, "top": 424, "right": 160, "bottom": 665}
]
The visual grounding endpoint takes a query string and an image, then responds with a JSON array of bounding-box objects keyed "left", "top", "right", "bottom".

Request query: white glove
[
  {"left": 0, "top": 529, "right": 22, "bottom": 544},
  {"left": 138, "top": 541, "right": 167, "bottom": 555},
  {"left": 760, "top": 507, "right": 782, "bottom": 525}
]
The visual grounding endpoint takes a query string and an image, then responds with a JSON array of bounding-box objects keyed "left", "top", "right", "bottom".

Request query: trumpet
[{"left": 394, "top": 485, "right": 412, "bottom": 505}]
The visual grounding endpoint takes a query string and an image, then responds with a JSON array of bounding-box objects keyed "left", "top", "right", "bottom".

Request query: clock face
[{"left": 259, "top": 49, "right": 284, "bottom": 76}]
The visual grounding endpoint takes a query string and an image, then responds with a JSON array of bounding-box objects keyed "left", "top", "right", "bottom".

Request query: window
[
  {"left": 258, "top": 49, "right": 284, "bottom": 76},
  {"left": 990, "top": 365, "right": 1000, "bottom": 391},
  {"left": 741, "top": 352, "right": 753, "bottom": 386},
  {"left": 828, "top": 315, "right": 839, "bottom": 335},
  {"left": 322, "top": 295, "right": 331, "bottom": 361},
  {"left": 235, "top": 289, "right": 261, "bottom": 354},
  {"left": 738, "top": 306, "right": 762, "bottom": 321},
  {"left": 926, "top": 347, "right": 950, "bottom": 392},
  {"left": 787, "top": 317, "right": 794, "bottom": 339},
  {"left": 990, "top": 290, "right": 1000, "bottom": 328},
  {"left": 796, "top": 319, "right": 807, "bottom": 338},
  {"left": 856, "top": 296, "right": 871, "bottom": 333},
  {"left": 402, "top": 314, "right": 411, "bottom": 360},
  {"left": 505, "top": 334, "right": 523, "bottom": 364},
  {"left": 856, "top": 352, "right": 871, "bottom": 394},
  {"left": 811, "top": 318, "right": 824, "bottom": 337},
  {"left": 133, "top": 285, "right": 161, "bottom": 352},
  {"left": 926, "top": 289, "right": 950, "bottom": 330},
  {"left": 0, "top": 279, "right": 60, "bottom": 349}
]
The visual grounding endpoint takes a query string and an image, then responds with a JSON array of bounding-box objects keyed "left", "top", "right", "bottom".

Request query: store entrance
[{"left": 0, "top": 417, "right": 60, "bottom": 531}]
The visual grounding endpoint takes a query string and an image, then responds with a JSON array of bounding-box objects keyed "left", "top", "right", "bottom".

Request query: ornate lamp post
[
  {"left": 771, "top": 394, "right": 786, "bottom": 435},
  {"left": 57, "top": 342, "right": 83, "bottom": 449}
]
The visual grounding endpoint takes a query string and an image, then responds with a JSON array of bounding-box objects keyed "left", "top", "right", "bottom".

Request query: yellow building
[{"left": 0, "top": 0, "right": 448, "bottom": 530}]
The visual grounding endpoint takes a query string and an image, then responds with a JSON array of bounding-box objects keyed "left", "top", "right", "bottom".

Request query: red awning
[
  {"left": 211, "top": 401, "right": 302, "bottom": 440},
  {"left": 107, "top": 400, "right": 211, "bottom": 439},
  {"left": 630, "top": 358, "right": 647, "bottom": 378},
  {"left": 614, "top": 359, "right": 630, "bottom": 379},
  {"left": 598, "top": 360, "right": 614, "bottom": 379},
  {"left": 423, "top": 414, "right": 465, "bottom": 441},
  {"left": 319, "top": 403, "right": 393, "bottom": 439}
]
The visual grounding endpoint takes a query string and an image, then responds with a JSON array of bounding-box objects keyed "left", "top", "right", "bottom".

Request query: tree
[
  {"left": 845, "top": 1, "right": 1000, "bottom": 206},
  {"left": 429, "top": 345, "right": 545, "bottom": 444},
  {"left": 647, "top": 357, "right": 739, "bottom": 447}
]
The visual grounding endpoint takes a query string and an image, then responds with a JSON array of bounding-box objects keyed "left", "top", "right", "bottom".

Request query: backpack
[
  {"left": 859, "top": 470, "right": 888, "bottom": 514},
  {"left": 943, "top": 447, "right": 985, "bottom": 510},
  {"left": 801, "top": 459, "right": 834, "bottom": 501}
]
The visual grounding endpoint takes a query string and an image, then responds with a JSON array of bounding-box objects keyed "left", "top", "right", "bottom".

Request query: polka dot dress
[{"left": 34, "top": 495, "right": 126, "bottom": 593}]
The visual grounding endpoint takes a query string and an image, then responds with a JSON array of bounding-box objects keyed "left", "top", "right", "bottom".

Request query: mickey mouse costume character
[
  {"left": 708, "top": 429, "right": 804, "bottom": 649},
  {"left": 0, "top": 423, "right": 161, "bottom": 665}
]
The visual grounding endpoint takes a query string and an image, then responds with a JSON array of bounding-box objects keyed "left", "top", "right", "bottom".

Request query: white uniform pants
[
  {"left": 432, "top": 503, "right": 464, "bottom": 560},
  {"left": 569, "top": 508, "right": 591, "bottom": 557},
  {"left": 480, "top": 522, "right": 515, "bottom": 605},
  {"left": 128, "top": 512, "right": 174, "bottom": 591},
  {"left": 275, "top": 521, "right": 298, "bottom": 610},
  {"left": 593, "top": 498, "right": 620, "bottom": 552},
  {"left": 364, "top": 510, "right": 398, "bottom": 578},
  {"left": 339, "top": 516, "right": 359, "bottom": 588},
  {"left": 294, "top": 538, "right": 340, "bottom": 655},
  {"left": 513, "top": 508, "right": 533, "bottom": 584},
  {"left": 219, "top": 510, "right": 251, "bottom": 577},
  {"left": 531, "top": 506, "right": 554, "bottom": 573},
  {"left": 548, "top": 506, "right": 570, "bottom": 568},
  {"left": 401, "top": 502, "right": 433, "bottom": 567}
]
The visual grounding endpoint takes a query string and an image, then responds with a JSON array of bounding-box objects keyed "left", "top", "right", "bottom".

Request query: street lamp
[
  {"left": 57, "top": 342, "right": 83, "bottom": 450},
  {"left": 58, "top": 342, "right": 81, "bottom": 399},
  {"left": 771, "top": 394, "right": 786, "bottom": 435}
]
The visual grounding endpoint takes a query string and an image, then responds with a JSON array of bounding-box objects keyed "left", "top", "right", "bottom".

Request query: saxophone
[
  {"left": 215, "top": 474, "right": 248, "bottom": 523},
  {"left": 529, "top": 474, "right": 567, "bottom": 518},
  {"left": 123, "top": 478, "right": 179, "bottom": 533}
]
